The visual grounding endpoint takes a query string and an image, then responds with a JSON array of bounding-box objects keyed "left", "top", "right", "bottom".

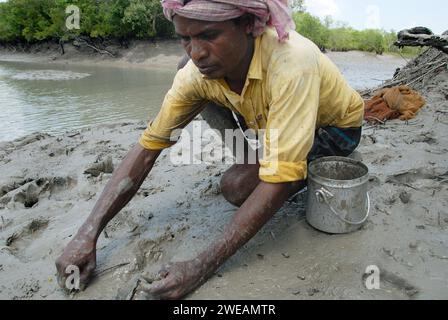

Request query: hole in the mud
[
  {"left": 1, "top": 179, "right": 33, "bottom": 197},
  {"left": 36, "top": 178, "right": 46, "bottom": 187},
  {"left": 52, "top": 177, "right": 66, "bottom": 187},
  {"left": 27, "top": 219, "right": 49, "bottom": 233},
  {"left": 24, "top": 197, "right": 39, "bottom": 208}
]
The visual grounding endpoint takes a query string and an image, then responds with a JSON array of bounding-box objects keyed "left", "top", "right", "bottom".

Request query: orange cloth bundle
[{"left": 364, "top": 85, "right": 426, "bottom": 123}]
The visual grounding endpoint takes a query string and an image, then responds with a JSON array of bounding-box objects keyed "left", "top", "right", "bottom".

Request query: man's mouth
[{"left": 198, "top": 65, "right": 217, "bottom": 75}]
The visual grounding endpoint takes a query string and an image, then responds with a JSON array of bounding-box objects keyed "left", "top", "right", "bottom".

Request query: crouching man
[{"left": 56, "top": 0, "right": 364, "bottom": 299}]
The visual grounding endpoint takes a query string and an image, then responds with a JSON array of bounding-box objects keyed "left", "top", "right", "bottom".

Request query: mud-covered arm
[
  {"left": 205, "top": 181, "right": 293, "bottom": 266},
  {"left": 79, "top": 144, "right": 160, "bottom": 242},
  {"left": 147, "top": 181, "right": 293, "bottom": 299},
  {"left": 56, "top": 144, "right": 160, "bottom": 289}
]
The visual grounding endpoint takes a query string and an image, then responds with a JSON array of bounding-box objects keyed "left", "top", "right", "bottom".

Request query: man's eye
[
  {"left": 177, "top": 35, "right": 190, "bottom": 42},
  {"left": 201, "top": 33, "right": 218, "bottom": 41}
]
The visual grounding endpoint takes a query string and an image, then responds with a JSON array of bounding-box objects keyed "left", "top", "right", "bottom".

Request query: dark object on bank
[{"left": 395, "top": 27, "right": 448, "bottom": 54}]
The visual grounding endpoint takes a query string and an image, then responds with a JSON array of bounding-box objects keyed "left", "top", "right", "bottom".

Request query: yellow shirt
[{"left": 139, "top": 28, "right": 364, "bottom": 183}]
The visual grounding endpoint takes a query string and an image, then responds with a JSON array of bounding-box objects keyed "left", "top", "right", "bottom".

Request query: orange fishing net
[{"left": 364, "top": 85, "right": 426, "bottom": 123}]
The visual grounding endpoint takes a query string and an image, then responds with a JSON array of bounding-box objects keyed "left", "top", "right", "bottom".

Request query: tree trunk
[
  {"left": 59, "top": 39, "right": 65, "bottom": 55},
  {"left": 152, "top": 15, "right": 157, "bottom": 37}
]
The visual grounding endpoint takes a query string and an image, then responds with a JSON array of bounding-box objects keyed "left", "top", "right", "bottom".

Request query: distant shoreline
[
  {"left": 0, "top": 38, "right": 415, "bottom": 72},
  {"left": 0, "top": 39, "right": 185, "bottom": 71}
]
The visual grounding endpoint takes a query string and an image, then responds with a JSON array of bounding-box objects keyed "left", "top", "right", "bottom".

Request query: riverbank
[
  {"left": 0, "top": 40, "right": 185, "bottom": 71},
  {"left": 1, "top": 39, "right": 412, "bottom": 74},
  {"left": 0, "top": 47, "right": 447, "bottom": 300}
]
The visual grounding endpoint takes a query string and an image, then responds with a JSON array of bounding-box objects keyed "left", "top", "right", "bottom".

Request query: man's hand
[
  {"left": 55, "top": 236, "right": 96, "bottom": 291},
  {"left": 142, "top": 259, "right": 210, "bottom": 300}
]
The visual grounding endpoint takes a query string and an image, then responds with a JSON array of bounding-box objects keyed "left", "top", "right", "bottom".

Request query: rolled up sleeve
[{"left": 139, "top": 62, "right": 207, "bottom": 151}]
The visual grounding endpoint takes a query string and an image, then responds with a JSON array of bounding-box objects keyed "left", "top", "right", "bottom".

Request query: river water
[{"left": 0, "top": 51, "right": 406, "bottom": 142}]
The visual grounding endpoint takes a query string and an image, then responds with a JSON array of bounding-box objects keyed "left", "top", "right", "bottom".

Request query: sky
[{"left": 303, "top": 0, "right": 446, "bottom": 34}]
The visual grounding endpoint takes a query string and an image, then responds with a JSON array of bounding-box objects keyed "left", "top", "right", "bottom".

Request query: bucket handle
[{"left": 315, "top": 188, "right": 370, "bottom": 225}]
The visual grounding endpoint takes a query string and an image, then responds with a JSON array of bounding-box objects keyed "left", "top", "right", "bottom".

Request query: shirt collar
[{"left": 247, "top": 35, "right": 263, "bottom": 80}]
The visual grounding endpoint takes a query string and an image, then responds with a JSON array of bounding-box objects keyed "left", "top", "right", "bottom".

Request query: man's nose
[{"left": 189, "top": 39, "right": 208, "bottom": 62}]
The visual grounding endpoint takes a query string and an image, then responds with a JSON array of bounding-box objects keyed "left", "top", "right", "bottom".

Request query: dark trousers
[{"left": 308, "top": 126, "right": 362, "bottom": 162}]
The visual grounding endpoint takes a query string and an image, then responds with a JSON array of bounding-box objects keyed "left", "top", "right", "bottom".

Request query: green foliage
[
  {"left": 294, "top": 11, "right": 329, "bottom": 49},
  {"left": 293, "top": 11, "right": 424, "bottom": 56},
  {"left": 122, "top": 0, "right": 173, "bottom": 38},
  {"left": 0, "top": 0, "right": 175, "bottom": 43},
  {"left": 0, "top": 0, "right": 425, "bottom": 57},
  {"left": 290, "top": 0, "right": 306, "bottom": 13}
]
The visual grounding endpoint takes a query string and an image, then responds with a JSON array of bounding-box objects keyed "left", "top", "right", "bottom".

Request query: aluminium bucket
[{"left": 306, "top": 156, "right": 370, "bottom": 234}]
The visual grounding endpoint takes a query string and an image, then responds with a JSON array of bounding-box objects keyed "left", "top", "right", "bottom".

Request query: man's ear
[{"left": 243, "top": 15, "right": 255, "bottom": 35}]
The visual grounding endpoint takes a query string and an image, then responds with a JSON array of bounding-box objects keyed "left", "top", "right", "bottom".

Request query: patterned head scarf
[{"left": 161, "top": 0, "right": 295, "bottom": 42}]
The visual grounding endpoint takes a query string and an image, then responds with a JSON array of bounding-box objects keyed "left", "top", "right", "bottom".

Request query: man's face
[{"left": 173, "top": 15, "right": 251, "bottom": 79}]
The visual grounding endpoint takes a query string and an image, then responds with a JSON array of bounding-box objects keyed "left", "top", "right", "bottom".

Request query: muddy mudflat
[{"left": 0, "top": 49, "right": 447, "bottom": 299}]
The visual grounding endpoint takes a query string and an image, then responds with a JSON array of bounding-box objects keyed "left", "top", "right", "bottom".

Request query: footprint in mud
[
  {"left": 0, "top": 176, "right": 77, "bottom": 209},
  {"left": 13, "top": 133, "right": 52, "bottom": 149},
  {"left": 386, "top": 168, "right": 448, "bottom": 185},
  {"left": 408, "top": 131, "right": 437, "bottom": 145},
  {"left": 372, "top": 155, "right": 393, "bottom": 165},
  {"left": 381, "top": 269, "right": 420, "bottom": 298},
  {"left": 0, "top": 178, "right": 34, "bottom": 198},
  {"left": 103, "top": 209, "right": 146, "bottom": 239},
  {"left": 84, "top": 157, "right": 114, "bottom": 177},
  {"left": 12, "top": 279, "right": 41, "bottom": 300},
  {"left": 132, "top": 239, "right": 164, "bottom": 271},
  {"left": 1, "top": 179, "right": 37, "bottom": 209},
  {"left": 47, "top": 145, "right": 79, "bottom": 158},
  {"left": 200, "top": 180, "right": 221, "bottom": 197},
  {"left": 0, "top": 215, "right": 13, "bottom": 230},
  {"left": 13, "top": 182, "right": 42, "bottom": 208},
  {"left": 368, "top": 175, "right": 381, "bottom": 188},
  {"left": 5, "top": 218, "right": 50, "bottom": 260},
  {"left": 130, "top": 224, "right": 190, "bottom": 272},
  {"left": 137, "top": 186, "right": 165, "bottom": 197}
]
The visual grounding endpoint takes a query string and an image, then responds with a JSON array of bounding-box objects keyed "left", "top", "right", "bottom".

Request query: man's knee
[
  {"left": 342, "top": 127, "right": 362, "bottom": 157},
  {"left": 220, "top": 165, "right": 260, "bottom": 207},
  {"left": 352, "top": 127, "right": 362, "bottom": 150},
  {"left": 220, "top": 171, "right": 246, "bottom": 207}
]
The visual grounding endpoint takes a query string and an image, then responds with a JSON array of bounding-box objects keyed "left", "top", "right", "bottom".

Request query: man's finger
[
  {"left": 79, "top": 263, "right": 95, "bottom": 289},
  {"left": 147, "top": 276, "right": 178, "bottom": 296},
  {"left": 79, "top": 272, "right": 92, "bottom": 289},
  {"left": 57, "top": 273, "right": 66, "bottom": 289},
  {"left": 55, "top": 260, "right": 63, "bottom": 273},
  {"left": 158, "top": 265, "right": 171, "bottom": 278},
  {"left": 134, "top": 278, "right": 173, "bottom": 300}
]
